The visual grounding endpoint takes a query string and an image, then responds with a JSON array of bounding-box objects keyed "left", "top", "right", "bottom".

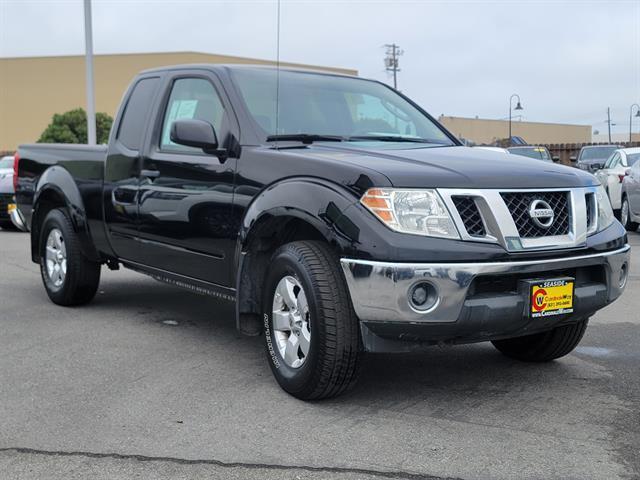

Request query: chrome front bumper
[
  {"left": 9, "top": 204, "right": 27, "bottom": 231},
  {"left": 340, "top": 245, "right": 630, "bottom": 325}
]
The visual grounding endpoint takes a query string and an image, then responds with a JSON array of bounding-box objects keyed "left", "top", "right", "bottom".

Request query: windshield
[
  {"left": 580, "top": 146, "right": 617, "bottom": 161},
  {"left": 508, "top": 147, "right": 552, "bottom": 162},
  {"left": 230, "top": 68, "right": 454, "bottom": 145},
  {"left": 628, "top": 153, "right": 640, "bottom": 167},
  {"left": 0, "top": 157, "right": 13, "bottom": 169}
]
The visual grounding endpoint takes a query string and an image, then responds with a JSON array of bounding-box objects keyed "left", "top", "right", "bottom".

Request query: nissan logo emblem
[{"left": 529, "top": 199, "right": 555, "bottom": 228}]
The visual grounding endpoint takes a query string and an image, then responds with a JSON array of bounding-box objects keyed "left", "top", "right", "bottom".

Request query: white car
[{"left": 595, "top": 147, "right": 640, "bottom": 213}]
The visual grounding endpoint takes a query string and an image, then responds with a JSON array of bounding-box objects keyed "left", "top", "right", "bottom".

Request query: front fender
[
  {"left": 238, "top": 177, "right": 361, "bottom": 255},
  {"left": 31, "top": 166, "right": 100, "bottom": 262}
]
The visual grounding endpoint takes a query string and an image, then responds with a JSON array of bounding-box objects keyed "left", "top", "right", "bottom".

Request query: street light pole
[
  {"left": 630, "top": 103, "right": 640, "bottom": 143},
  {"left": 84, "top": 0, "right": 96, "bottom": 145},
  {"left": 508, "top": 94, "right": 523, "bottom": 146}
]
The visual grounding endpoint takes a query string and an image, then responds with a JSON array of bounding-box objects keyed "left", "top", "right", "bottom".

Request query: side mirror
[
  {"left": 570, "top": 155, "right": 577, "bottom": 162},
  {"left": 170, "top": 119, "right": 218, "bottom": 152},
  {"left": 552, "top": 155, "right": 560, "bottom": 162}
]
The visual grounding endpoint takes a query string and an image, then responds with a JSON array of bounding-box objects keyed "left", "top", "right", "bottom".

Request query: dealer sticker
[{"left": 529, "top": 279, "right": 574, "bottom": 318}]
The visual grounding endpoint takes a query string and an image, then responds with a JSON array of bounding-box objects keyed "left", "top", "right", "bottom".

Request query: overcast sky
[{"left": 1, "top": 0, "right": 639, "bottom": 133}]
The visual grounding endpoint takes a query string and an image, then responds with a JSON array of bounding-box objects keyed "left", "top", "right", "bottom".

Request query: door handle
[{"left": 141, "top": 169, "right": 160, "bottom": 178}]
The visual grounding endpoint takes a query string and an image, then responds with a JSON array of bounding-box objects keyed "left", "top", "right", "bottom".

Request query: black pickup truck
[{"left": 15, "top": 65, "right": 630, "bottom": 399}]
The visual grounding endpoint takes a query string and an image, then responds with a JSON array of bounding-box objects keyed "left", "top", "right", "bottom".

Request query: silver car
[
  {"left": 620, "top": 154, "right": 640, "bottom": 232},
  {"left": 0, "top": 161, "right": 15, "bottom": 229},
  {"left": 595, "top": 147, "right": 640, "bottom": 214}
]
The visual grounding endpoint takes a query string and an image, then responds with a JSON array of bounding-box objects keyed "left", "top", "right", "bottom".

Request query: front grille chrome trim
[{"left": 439, "top": 186, "right": 599, "bottom": 252}]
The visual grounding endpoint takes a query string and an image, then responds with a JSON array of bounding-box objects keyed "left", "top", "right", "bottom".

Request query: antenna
[{"left": 275, "top": 0, "right": 281, "bottom": 142}]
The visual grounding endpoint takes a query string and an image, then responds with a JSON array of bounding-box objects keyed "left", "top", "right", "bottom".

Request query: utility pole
[
  {"left": 630, "top": 104, "right": 640, "bottom": 142},
  {"left": 607, "top": 107, "right": 612, "bottom": 143},
  {"left": 384, "top": 44, "right": 403, "bottom": 90},
  {"left": 84, "top": 0, "right": 96, "bottom": 145}
]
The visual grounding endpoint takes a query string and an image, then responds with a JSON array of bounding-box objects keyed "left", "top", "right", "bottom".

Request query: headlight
[
  {"left": 360, "top": 188, "right": 459, "bottom": 239},
  {"left": 595, "top": 185, "right": 614, "bottom": 232}
]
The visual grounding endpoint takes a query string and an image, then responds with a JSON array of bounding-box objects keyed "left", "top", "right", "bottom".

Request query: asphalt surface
[{"left": 0, "top": 228, "right": 639, "bottom": 480}]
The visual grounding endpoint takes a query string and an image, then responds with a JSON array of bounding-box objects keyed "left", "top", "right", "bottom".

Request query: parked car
[
  {"left": 15, "top": 65, "right": 630, "bottom": 400},
  {"left": 620, "top": 152, "right": 640, "bottom": 231},
  {"left": 572, "top": 145, "right": 621, "bottom": 172},
  {"left": 507, "top": 146, "right": 555, "bottom": 162},
  {"left": 0, "top": 155, "right": 16, "bottom": 229},
  {"left": 595, "top": 148, "right": 640, "bottom": 216}
]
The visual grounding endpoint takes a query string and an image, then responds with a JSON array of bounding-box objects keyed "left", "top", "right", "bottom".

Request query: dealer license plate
[{"left": 527, "top": 278, "right": 574, "bottom": 318}]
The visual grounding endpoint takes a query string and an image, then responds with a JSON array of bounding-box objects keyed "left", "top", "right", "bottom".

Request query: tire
[
  {"left": 39, "top": 208, "right": 101, "bottom": 306},
  {"left": 1, "top": 220, "right": 17, "bottom": 230},
  {"left": 621, "top": 196, "right": 639, "bottom": 232},
  {"left": 491, "top": 317, "right": 589, "bottom": 362},
  {"left": 262, "top": 241, "right": 361, "bottom": 400}
]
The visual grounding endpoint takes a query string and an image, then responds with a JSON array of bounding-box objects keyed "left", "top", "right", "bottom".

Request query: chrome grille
[
  {"left": 500, "top": 191, "right": 570, "bottom": 238},
  {"left": 452, "top": 196, "right": 486, "bottom": 237}
]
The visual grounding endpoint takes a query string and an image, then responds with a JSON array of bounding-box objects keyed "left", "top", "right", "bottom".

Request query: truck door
[
  {"left": 136, "top": 73, "right": 238, "bottom": 287},
  {"left": 104, "top": 76, "right": 161, "bottom": 260}
]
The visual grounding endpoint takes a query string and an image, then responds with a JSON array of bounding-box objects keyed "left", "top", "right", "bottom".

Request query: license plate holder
[{"left": 521, "top": 277, "right": 575, "bottom": 318}]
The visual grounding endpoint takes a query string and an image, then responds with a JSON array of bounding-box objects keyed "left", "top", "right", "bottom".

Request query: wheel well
[
  {"left": 236, "top": 215, "right": 336, "bottom": 335},
  {"left": 31, "top": 189, "right": 67, "bottom": 262}
]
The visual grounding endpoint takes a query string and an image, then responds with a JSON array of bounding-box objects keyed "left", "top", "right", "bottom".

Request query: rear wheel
[
  {"left": 262, "top": 241, "right": 360, "bottom": 400},
  {"left": 621, "top": 196, "right": 639, "bottom": 232},
  {"left": 40, "top": 208, "right": 101, "bottom": 306},
  {"left": 491, "top": 318, "right": 589, "bottom": 362}
]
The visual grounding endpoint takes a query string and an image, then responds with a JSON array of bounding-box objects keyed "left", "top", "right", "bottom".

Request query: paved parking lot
[{"left": 0, "top": 228, "right": 639, "bottom": 480}]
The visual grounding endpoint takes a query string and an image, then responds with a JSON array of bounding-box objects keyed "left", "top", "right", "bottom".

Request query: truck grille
[
  {"left": 452, "top": 196, "right": 486, "bottom": 237},
  {"left": 500, "top": 191, "right": 570, "bottom": 238}
]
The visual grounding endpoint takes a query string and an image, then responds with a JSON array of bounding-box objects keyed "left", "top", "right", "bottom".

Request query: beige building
[
  {"left": 439, "top": 115, "right": 591, "bottom": 145},
  {"left": 0, "top": 51, "right": 357, "bottom": 152}
]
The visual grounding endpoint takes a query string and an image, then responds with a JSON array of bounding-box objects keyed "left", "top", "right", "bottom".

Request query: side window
[
  {"left": 613, "top": 153, "right": 622, "bottom": 168},
  {"left": 117, "top": 77, "right": 160, "bottom": 150},
  {"left": 605, "top": 153, "right": 618, "bottom": 169},
  {"left": 160, "top": 78, "right": 225, "bottom": 152}
]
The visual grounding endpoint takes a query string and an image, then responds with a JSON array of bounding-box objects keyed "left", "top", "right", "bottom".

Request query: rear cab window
[{"left": 116, "top": 77, "right": 161, "bottom": 150}]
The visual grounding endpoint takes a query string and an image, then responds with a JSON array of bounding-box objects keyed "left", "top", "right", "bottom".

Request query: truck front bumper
[{"left": 340, "top": 245, "right": 630, "bottom": 352}]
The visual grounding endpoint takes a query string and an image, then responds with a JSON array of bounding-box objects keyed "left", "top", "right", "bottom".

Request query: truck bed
[{"left": 16, "top": 143, "right": 107, "bottom": 230}]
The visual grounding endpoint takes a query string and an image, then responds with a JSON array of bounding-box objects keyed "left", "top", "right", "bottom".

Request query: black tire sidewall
[{"left": 262, "top": 247, "right": 321, "bottom": 395}]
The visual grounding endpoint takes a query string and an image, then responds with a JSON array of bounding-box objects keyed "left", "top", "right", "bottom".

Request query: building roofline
[
  {"left": 439, "top": 115, "right": 590, "bottom": 128},
  {"left": 0, "top": 50, "right": 357, "bottom": 75}
]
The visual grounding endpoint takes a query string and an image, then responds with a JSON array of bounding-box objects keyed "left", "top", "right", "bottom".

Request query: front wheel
[
  {"left": 39, "top": 208, "right": 101, "bottom": 306},
  {"left": 491, "top": 318, "right": 589, "bottom": 362},
  {"left": 262, "top": 241, "right": 361, "bottom": 400},
  {"left": 621, "top": 196, "right": 639, "bottom": 232}
]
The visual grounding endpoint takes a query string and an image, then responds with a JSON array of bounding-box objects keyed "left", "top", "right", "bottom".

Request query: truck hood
[{"left": 312, "top": 144, "right": 598, "bottom": 189}]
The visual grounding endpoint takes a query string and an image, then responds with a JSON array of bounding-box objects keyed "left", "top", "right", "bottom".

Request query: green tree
[{"left": 38, "top": 108, "right": 113, "bottom": 144}]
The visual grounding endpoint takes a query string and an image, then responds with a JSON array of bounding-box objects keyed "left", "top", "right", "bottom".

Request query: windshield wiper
[
  {"left": 347, "top": 135, "right": 448, "bottom": 144},
  {"left": 266, "top": 134, "right": 345, "bottom": 145}
]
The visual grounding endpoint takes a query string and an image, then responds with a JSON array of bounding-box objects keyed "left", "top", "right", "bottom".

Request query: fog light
[
  {"left": 408, "top": 282, "right": 439, "bottom": 312},
  {"left": 7, "top": 203, "right": 16, "bottom": 214},
  {"left": 619, "top": 262, "right": 629, "bottom": 289}
]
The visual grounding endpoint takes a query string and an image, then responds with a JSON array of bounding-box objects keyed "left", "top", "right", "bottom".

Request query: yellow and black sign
[{"left": 527, "top": 278, "right": 574, "bottom": 318}]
